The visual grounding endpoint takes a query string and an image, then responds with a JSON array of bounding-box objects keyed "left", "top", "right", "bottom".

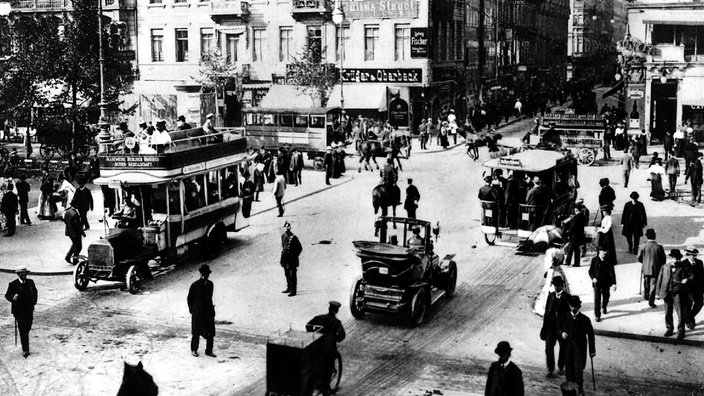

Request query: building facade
[
  {"left": 624, "top": 0, "right": 704, "bottom": 142},
  {"left": 134, "top": 0, "right": 467, "bottom": 130}
]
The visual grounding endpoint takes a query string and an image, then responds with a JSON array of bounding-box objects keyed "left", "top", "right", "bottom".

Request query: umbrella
[{"left": 519, "top": 225, "right": 563, "bottom": 253}]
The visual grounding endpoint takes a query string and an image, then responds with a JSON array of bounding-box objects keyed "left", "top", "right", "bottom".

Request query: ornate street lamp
[
  {"left": 659, "top": 62, "right": 669, "bottom": 84},
  {"left": 332, "top": 1, "right": 345, "bottom": 135},
  {"left": 96, "top": 0, "right": 111, "bottom": 154}
]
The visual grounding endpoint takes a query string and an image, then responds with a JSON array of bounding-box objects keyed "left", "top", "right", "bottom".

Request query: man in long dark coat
[
  {"left": 64, "top": 205, "right": 85, "bottom": 264},
  {"left": 598, "top": 178, "right": 616, "bottom": 208},
  {"left": 1, "top": 181, "right": 18, "bottom": 236},
  {"left": 684, "top": 247, "right": 704, "bottom": 329},
  {"left": 657, "top": 249, "right": 694, "bottom": 340},
  {"left": 323, "top": 146, "right": 333, "bottom": 185},
  {"left": 589, "top": 248, "right": 617, "bottom": 322},
  {"left": 187, "top": 264, "right": 216, "bottom": 357},
  {"left": 16, "top": 175, "right": 31, "bottom": 226},
  {"left": 541, "top": 276, "right": 571, "bottom": 378},
  {"left": 71, "top": 174, "right": 93, "bottom": 230},
  {"left": 559, "top": 296, "right": 596, "bottom": 396},
  {"left": 306, "top": 301, "right": 346, "bottom": 393},
  {"left": 564, "top": 205, "right": 586, "bottom": 267},
  {"left": 280, "top": 221, "right": 302, "bottom": 297},
  {"left": 5, "top": 265, "right": 37, "bottom": 357},
  {"left": 685, "top": 152, "right": 703, "bottom": 204},
  {"left": 404, "top": 178, "right": 421, "bottom": 219},
  {"left": 485, "top": 341, "right": 524, "bottom": 396},
  {"left": 504, "top": 171, "right": 526, "bottom": 229},
  {"left": 621, "top": 191, "right": 647, "bottom": 254},
  {"left": 637, "top": 228, "right": 666, "bottom": 307}
]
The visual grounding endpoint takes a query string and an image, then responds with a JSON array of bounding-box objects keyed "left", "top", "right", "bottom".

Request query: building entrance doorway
[{"left": 650, "top": 80, "right": 678, "bottom": 142}]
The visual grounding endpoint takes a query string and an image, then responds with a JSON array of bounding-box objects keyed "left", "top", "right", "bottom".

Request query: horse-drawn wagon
[{"left": 537, "top": 113, "right": 605, "bottom": 166}]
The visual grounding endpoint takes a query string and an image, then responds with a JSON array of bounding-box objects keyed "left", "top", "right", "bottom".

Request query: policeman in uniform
[
  {"left": 280, "top": 221, "right": 302, "bottom": 297},
  {"left": 306, "top": 301, "right": 346, "bottom": 393}
]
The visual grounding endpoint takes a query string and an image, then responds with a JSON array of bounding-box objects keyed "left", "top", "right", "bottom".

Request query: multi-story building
[
  {"left": 623, "top": 0, "right": 704, "bottom": 142},
  {"left": 135, "top": 0, "right": 467, "bottom": 130},
  {"left": 567, "top": 0, "right": 625, "bottom": 82}
]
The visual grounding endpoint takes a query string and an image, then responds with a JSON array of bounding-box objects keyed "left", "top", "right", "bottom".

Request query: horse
[
  {"left": 357, "top": 140, "right": 381, "bottom": 172},
  {"left": 372, "top": 184, "right": 400, "bottom": 217},
  {"left": 117, "top": 361, "right": 159, "bottom": 396}
]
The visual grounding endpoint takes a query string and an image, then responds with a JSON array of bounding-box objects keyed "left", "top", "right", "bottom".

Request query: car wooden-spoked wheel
[
  {"left": 445, "top": 261, "right": 458, "bottom": 298},
  {"left": 40, "top": 144, "right": 55, "bottom": 159},
  {"left": 329, "top": 351, "right": 342, "bottom": 392},
  {"left": 73, "top": 260, "right": 89, "bottom": 291},
  {"left": 126, "top": 264, "right": 142, "bottom": 294},
  {"left": 484, "top": 233, "right": 497, "bottom": 245},
  {"left": 409, "top": 287, "right": 427, "bottom": 326},
  {"left": 349, "top": 277, "right": 366, "bottom": 319},
  {"left": 577, "top": 147, "right": 595, "bottom": 166}
]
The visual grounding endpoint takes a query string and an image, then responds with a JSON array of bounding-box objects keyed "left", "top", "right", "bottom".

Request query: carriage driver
[{"left": 306, "top": 301, "right": 346, "bottom": 393}]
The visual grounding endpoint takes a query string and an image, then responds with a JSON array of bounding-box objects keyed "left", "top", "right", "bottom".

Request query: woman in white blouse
[
  {"left": 596, "top": 204, "right": 618, "bottom": 265},
  {"left": 648, "top": 158, "right": 666, "bottom": 201}
]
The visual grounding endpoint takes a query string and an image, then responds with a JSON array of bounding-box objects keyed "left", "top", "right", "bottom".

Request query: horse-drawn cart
[
  {"left": 35, "top": 122, "right": 96, "bottom": 160},
  {"left": 537, "top": 114, "right": 605, "bottom": 166}
]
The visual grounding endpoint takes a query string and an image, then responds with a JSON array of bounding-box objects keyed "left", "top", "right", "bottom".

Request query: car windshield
[{"left": 377, "top": 220, "right": 425, "bottom": 248}]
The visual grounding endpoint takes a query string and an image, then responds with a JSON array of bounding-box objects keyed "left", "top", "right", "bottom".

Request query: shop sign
[
  {"left": 341, "top": 0, "right": 418, "bottom": 20},
  {"left": 388, "top": 98, "right": 409, "bottom": 127},
  {"left": 341, "top": 68, "right": 422, "bottom": 83},
  {"left": 410, "top": 28, "right": 428, "bottom": 58},
  {"left": 627, "top": 86, "right": 644, "bottom": 99}
]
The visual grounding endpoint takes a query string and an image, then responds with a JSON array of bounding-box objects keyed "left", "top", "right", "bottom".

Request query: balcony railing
[
  {"left": 13, "top": 0, "right": 73, "bottom": 10},
  {"left": 210, "top": 0, "right": 250, "bottom": 18},
  {"left": 291, "top": 0, "right": 330, "bottom": 16}
]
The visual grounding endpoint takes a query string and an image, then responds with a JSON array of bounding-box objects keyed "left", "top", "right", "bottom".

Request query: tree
[
  {"left": 286, "top": 41, "right": 338, "bottom": 106},
  {"left": 194, "top": 49, "right": 239, "bottom": 125}
]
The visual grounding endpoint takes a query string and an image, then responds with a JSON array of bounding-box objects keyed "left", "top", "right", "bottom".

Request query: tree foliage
[
  {"left": 286, "top": 41, "right": 339, "bottom": 106},
  {"left": 194, "top": 49, "right": 239, "bottom": 93}
]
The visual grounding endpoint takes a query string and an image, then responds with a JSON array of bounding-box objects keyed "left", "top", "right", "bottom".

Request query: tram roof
[{"left": 482, "top": 149, "right": 574, "bottom": 172}]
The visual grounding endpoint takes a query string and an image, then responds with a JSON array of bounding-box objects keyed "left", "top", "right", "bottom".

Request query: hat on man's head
[
  {"left": 206, "top": 113, "right": 214, "bottom": 119},
  {"left": 329, "top": 301, "right": 341, "bottom": 313},
  {"left": 576, "top": 197, "right": 584, "bottom": 204},
  {"left": 686, "top": 246, "right": 699, "bottom": 256},
  {"left": 600, "top": 204, "right": 613, "bottom": 211},
  {"left": 551, "top": 275, "right": 565, "bottom": 286},
  {"left": 599, "top": 178, "right": 610, "bottom": 187},
  {"left": 484, "top": 176, "right": 492, "bottom": 183},
  {"left": 283, "top": 221, "right": 291, "bottom": 229},
  {"left": 669, "top": 249, "right": 683, "bottom": 259},
  {"left": 177, "top": 115, "right": 186, "bottom": 122},
  {"left": 15, "top": 265, "right": 28, "bottom": 274},
  {"left": 407, "top": 178, "right": 413, "bottom": 183},
  {"left": 533, "top": 176, "right": 542, "bottom": 184},
  {"left": 156, "top": 119, "right": 166, "bottom": 125},
  {"left": 630, "top": 191, "right": 639, "bottom": 200},
  {"left": 568, "top": 295, "right": 582, "bottom": 308},
  {"left": 138, "top": 120, "right": 147, "bottom": 126},
  {"left": 331, "top": 142, "right": 338, "bottom": 148},
  {"left": 645, "top": 228, "right": 656, "bottom": 239},
  {"left": 199, "top": 264, "right": 212, "bottom": 275},
  {"left": 494, "top": 341, "right": 513, "bottom": 355},
  {"left": 326, "top": 146, "right": 332, "bottom": 151}
]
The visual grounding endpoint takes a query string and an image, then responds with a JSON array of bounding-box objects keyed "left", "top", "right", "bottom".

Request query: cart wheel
[
  {"left": 349, "top": 277, "right": 366, "bottom": 319},
  {"left": 73, "top": 260, "right": 89, "bottom": 291},
  {"left": 313, "top": 156, "right": 325, "bottom": 171},
  {"left": 329, "top": 351, "right": 343, "bottom": 392},
  {"left": 409, "top": 287, "right": 427, "bottom": 326},
  {"left": 484, "top": 233, "right": 497, "bottom": 245},
  {"left": 126, "top": 264, "right": 142, "bottom": 294},
  {"left": 40, "top": 144, "right": 55, "bottom": 159},
  {"left": 577, "top": 148, "right": 596, "bottom": 166},
  {"left": 445, "top": 261, "right": 458, "bottom": 299}
]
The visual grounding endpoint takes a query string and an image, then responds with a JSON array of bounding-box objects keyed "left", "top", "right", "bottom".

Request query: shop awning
[
  {"left": 601, "top": 80, "right": 624, "bottom": 98},
  {"left": 327, "top": 84, "right": 387, "bottom": 112},
  {"left": 258, "top": 85, "right": 322, "bottom": 108},
  {"left": 679, "top": 82, "right": 704, "bottom": 107}
]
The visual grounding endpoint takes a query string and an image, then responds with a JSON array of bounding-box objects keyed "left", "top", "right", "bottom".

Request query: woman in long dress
[
  {"left": 253, "top": 162, "right": 265, "bottom": 202},
  {"left": 534, "top": 239, "right": 570, "bottom": 315},
  {"left": 597, "top": 204, "right": 618, "bottom": 266},
  {"left": 38, "top": 174, "right": 56, "bottom": 220},
  {"left": 648, "top": 158, "right": 666, "bottom": 201}
]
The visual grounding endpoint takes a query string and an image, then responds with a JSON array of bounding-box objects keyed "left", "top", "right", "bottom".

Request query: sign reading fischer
[
  {"left": 341, "top": 0, "right": 418, "bottom": 19},
  {"left": 410, "top": 28, "right": 428, "bottom": 58},
  {"left": 342, "top": 68, "right": 422, "bottom": 83}
]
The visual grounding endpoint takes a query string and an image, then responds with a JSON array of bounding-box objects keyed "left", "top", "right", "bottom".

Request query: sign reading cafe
[
  {"left": 342, "top": 68, "right": 422, "bottom": 83},
  {"left": 341, "top": 0, "right": 418, "bottom": 19}
]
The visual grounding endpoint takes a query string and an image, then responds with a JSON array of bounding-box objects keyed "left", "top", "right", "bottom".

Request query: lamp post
[
  {"left": 96, "top": 0, "right": 111, "bottom": 154},
  {"left": 332, "top": 2, "right": 344, "bottom": 135}
]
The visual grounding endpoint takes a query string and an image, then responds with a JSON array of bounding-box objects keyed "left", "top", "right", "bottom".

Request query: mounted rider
[{"left": 379, "top": 155, "right": 401, "bottom": 207}]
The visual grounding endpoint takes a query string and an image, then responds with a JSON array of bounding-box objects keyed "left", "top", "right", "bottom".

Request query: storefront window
[{"left": 683, "top": 106, "right": 704, "bottom": 141}]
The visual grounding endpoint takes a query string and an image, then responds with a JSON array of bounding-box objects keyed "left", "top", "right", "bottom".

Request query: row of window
[
  {"left": 245, "top": 113, "right": 327, "bottom": 128},
  {"left": 150, "top": 24, "right": 420, "bottom": 63}
]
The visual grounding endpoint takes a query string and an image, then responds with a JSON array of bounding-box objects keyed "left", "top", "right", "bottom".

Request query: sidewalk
[
  {"left": 0, "top": 170, "right": 354, "bottom": 276},
  {"left": 556, "top": 150, "right": 704, "bottom": 346}
]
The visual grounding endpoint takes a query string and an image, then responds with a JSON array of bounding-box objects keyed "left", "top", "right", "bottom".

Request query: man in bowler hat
[
  {"left": 637, "top": 228, "right": 666, "bottom": 307},
  {"left": 306, "top": 301, "right": 346, "bottom": 392},
  {"left": 541, "top": 276, "right": 571, "bottom": 378},
  {"left": 684, "top": 247, "right": 704, "bottom": 329},
  {"left": 485, "top": 341, "right": 524, "bottom": 396},
  {"left": 5, "top": 265, "right": 38, "bottom": 357},
  {"left": 589, "top": 247, "right": 617, "bottom": 322},
  {"left": 558, "top": 296, "right": 596, "bottom": 396},
  {"left": 187, "top": 265, "right": 216, "bottom": 357},
  {"left": 657, "top": 249, "right": 694, "bottom": 339},
  {"left": 280, "top": 221, "right": 302, "bottom": 296}
]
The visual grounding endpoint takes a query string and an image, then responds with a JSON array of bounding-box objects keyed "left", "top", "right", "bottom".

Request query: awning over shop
[
  {"left": 679, "top": 81, "right": 704, "bottom": 107},
  {"left": 258, "top": 85, "right": 322, "bottom": 108},
  {"left": 601, "top": 80, "right": 624, "bottom": 98},
  {"left": 327, "top": 84, "right": 387, "bottom": 112}
]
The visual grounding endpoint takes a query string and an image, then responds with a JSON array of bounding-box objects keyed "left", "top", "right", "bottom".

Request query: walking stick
[
  {"left": 14, "top": 318, "right": 17, "bottom": 346},
  {"left": 590, "top": 355, "right": 596, "bottom": 392}
]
